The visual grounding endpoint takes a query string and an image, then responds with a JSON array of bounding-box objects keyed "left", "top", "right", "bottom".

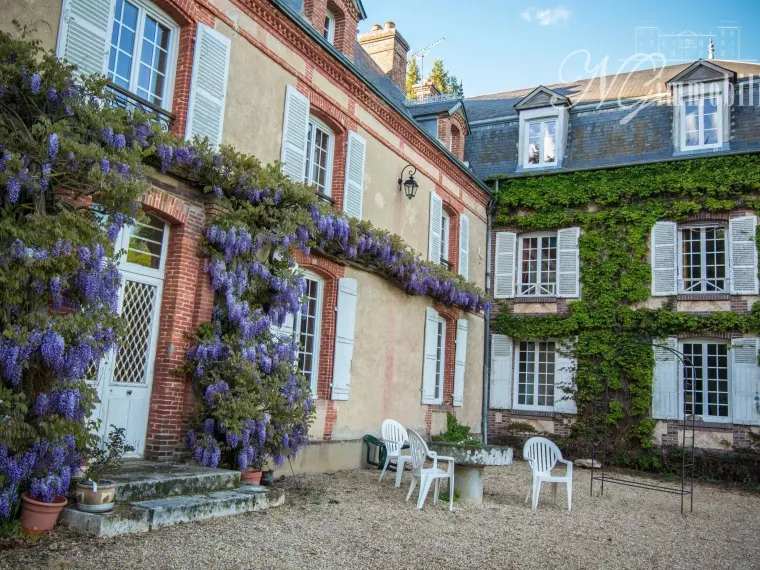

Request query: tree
[
  {"left": 406, "top": 57, "right": 421, "bottom": 99},
  {"left": 427, "top": 59, "right": 464, "bottom": 97}
]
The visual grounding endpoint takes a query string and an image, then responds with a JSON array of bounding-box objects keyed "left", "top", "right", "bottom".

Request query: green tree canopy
[
  {"left": 406, "top": 57, "right": 421, "bottom": 99},
  {"left": 427, "top": 59, "right": 463, "bottom": 97}
]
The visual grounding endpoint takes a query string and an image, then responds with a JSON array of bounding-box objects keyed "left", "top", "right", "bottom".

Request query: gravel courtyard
[{"left": 2, "top": 462, "right": 759, "bottom": 570}]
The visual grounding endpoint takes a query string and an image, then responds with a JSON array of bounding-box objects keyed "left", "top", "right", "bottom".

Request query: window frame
[
  {"left": 440, "top": 210, "right": 451, "bottom": 267},
  {"left": 677, "top": 222, "right": 728, "bottom": 294},
  {"left": 304, "top": 115, "right": 335, "bottom": 198},
  {"left": 679, "top": 338, "right": 731, "bottom": 423},
  {"left": 513, "top": 339, "right": 557, "bottom": 412},
  {"left": 524, "top": 117, "right": 558, "bottom": 169},
  {"left": 678, "top": 88, "right": 723, "bottom": 151},
  {"left": 107, "top": 0, "right": 180, "bottom": 111},
  {"left": 118, "top": 213, "right": 170, "bottom": 279},
  {"left": 295, "top": 271, "right": 324, "bottom": 396},
  {"left": 518, "top": 231, "right": 558, "bottom": 297},
  {"left": 323, "top": 10, "right": 336, "bottom": 44},
  {"left": 433, "top": 316, "right": 446, "bottom": 402}
]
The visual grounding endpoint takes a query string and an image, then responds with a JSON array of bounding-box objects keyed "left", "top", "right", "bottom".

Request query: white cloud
[{"left": 521, "top": 6, "right": 570, "bottom": 26}]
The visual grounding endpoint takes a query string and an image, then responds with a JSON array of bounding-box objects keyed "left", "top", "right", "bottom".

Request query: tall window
[
  {"left": 526, "top": 118, "right": 557, "bottom": 167},
  {"left": 681, "top": 341, "right": 729, "bottom": 419},
  {"left": 304, "top": 117, "right": 334, "bottom": 197},
  {"left": 519, "top": 233, "right": 557, "bottom": 296},
  {"left": 107, "top": 0, "right": 178, "bottom": 109},
  {"left": 439, "top": 211, "right": 450, "bottom": 267},
  {"left": 434, "top": 317, "right": 446, "bottom": 401},
  {"left": 679, "top": 225, "right": 727, "bottom": 293},
  {"left": 297, "top": 275, "right": 323, "bottom": 394},
  {"left": 120, "top": 213, "right": 169, "bottom": 274},
  {"left": 323, "top": 11, "right": 336, "bottom": 44},
  {"left": 517, "top": 341, "right": 555, "bottom": 408},
  {"left": 681, "top": 93, "right": 722, "bottom": 150}
]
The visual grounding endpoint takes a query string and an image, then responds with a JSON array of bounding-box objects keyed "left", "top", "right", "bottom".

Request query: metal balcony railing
[{"left": 105, "top": 81, "right": 175, "bottom": 133}]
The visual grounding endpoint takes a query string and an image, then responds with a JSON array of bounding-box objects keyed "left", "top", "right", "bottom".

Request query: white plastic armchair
[
  {"left": 523, "top": 437, "right": 573, "bottom": 511},
  {"left": 379, "top": 419, "right": 412, "bottom": 488},
  {"left": 405, "top": 429, "right": 455, "bottom": 511}
]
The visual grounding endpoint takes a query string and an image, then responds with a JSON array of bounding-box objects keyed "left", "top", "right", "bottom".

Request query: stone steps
[{"left": 60, "top": 461, "right": 284, "bottom": 537}]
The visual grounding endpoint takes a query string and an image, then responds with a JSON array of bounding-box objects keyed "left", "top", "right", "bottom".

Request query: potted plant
[
  {"left": 20, "top": 477, "right": 68, "bottom": 535},
  {"left": 75, "top": 426, "right": 134, "bottom": 513}
]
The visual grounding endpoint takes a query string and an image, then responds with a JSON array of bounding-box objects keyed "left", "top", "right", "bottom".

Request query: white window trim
[
  {"left": 517, "top": 231, "right": 557, "bottom": 297},
  {"left": 678, "top": 338, "right": 732, "bottom": 424},
  {"left": 673, "top": 80, "right": 729, "bottom": 153},
  {"left": 524, "top": 118, "right": 558, "bottom": 169},
  {"left": 324, "top": 10, "right": 336, "bottom": 44},
  {"left": 517, "top": 106, "right": 567, "bottom": 170},
  {"left": 513, "top": 339, "right": 557, "bottom": 412},
  {"left": 305, "top": 115, "right": 335, "bottom": 197},
  {"left": 296, "top": 271, "right": 324, "bottom": 396},
  {"left": 108, "top": 0, "right": 180, "bottom": 111},
  {"left": 440, "top": 210, "right": 450, "bottom": 266},
  {"left": 677, "top": 222, "right": 728, "bottom": 294},
  {"left": 680, "top": 92, "right": 723, "bottom": 151},
  {"left": 434, "top": 316, "right": 446, "bottom": 403},
  {"left": 118, "top": 214, "right": 170, "bottom": 279}
]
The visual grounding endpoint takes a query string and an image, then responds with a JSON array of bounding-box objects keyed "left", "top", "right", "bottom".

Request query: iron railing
[{"left": 105, "top": 81, "right": 175, "bottom": 132}]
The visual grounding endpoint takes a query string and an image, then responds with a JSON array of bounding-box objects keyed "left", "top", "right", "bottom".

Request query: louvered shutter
[
  {"left": 185, "top": 24, "right": 231, "bottom": 147},
  {"left": 280, "top": 85, "right": 310, "bottom": 181},
  {"left": 421, "top": 307, "right": 441, "bottom": 404},
  {"left": 494, "top": 232, "right": 516, "bottom": 299},
  {"left": 453, "top": 319, "right": 468, "bottom": 407},
  {"left": 557, "top": 227, "right": 580, "bottom": 298},
  {"left": 554, "top": 339, "right": 577, "bottom": 414},
  {"left": 343, "top": 132, "right": 366, "bottom": 219},
  {"left": 490, "top": 334, "right": 513, "bottom": 409},
  {"left": 331, "top": 278, "right": 358, "bottom": 401},
  {"left": 458, "top": 214, "right": 470, "bottom": 280},
  {"left": 428, "top": 193, "right": 443, "bottom": 263},
  {"left": 652, "top": 338, "right": 679, "bottom": 419},
  {"left": 651, "top": 221, "right": 677, "bottom": 296},
  {"left": 56, "top": 0, "right": 114, "bottom": 78},
  {"left": 730, "top": 216, "right": 759, "bottom": 295},
  {"left": 731, "top": 338, "right": 760, "bottom": 425}
]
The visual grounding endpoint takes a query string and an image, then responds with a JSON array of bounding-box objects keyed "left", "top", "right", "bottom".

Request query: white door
[{"left": 96, "top": 214, "right": 169, "bottom": 457}]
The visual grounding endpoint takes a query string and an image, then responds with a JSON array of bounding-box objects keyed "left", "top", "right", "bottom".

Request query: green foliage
[
  {"left": 491, "top": 154, "right": 760, "bottom": 451},
  {"left": 431, "top": 412, "right": 479, "bottom": 445},
  {"left": 427, "top": 59, "right": 463, "bottom": 97},
  {"left": 406, "top": 58, "right": 421, "bottom": 99},
  {"left": 437, "top": 488, "right": 460, "bottom": 502},
  {"left": 508, "top": 421, "right": 538, "bottom": 435},
  {"left": 83, "top": 425, "right": 135, "bottom": 483}
]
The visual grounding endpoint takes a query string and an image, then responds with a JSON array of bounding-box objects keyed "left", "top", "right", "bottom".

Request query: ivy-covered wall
[{"left": 490, "top": 153, "right": 760, "bottom": 450}]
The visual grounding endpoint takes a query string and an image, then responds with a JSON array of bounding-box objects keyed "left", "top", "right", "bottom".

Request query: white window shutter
[
  {"left": 458, "top": 214, "right": 470, "bottom": 280},
  {"left": 490, "top": 334, "right": 513, "bottom": 409},
  {"left": 331, "top": 278, "right": 358, "bottom": 401},
  {"left": 730, "top": 215, "right": 759, "bottom": 295},
  {"left": 556, "top": 227, "right": 580, "bottom": 298},
  {"left": 280, "top": 85, "right": 310, "bottom": 181},
  {"left": 494, "top": 232, "right": 516, "bottom": 299},
  {"left": 731, "top": 338, "right": 760, "bottom": 425},
  {"left": 185, "top": 23, "right": 231, "bottom": 147},
  {"left": 421, "top": 307, "right": 440, "bottom": 404},
  {"left": 651, "top": 221, "right": 677, "bottom": 296},
  {"left": 428, "top": 193, "right": 443, "bottom": 263},
  {"left": 554, "top": 339, "right": 577, "bottom": 414},
  {"left": 343, "top": 132, "right": 366, "bottom": 219},
  {"left": 453, "top": 319, "right": 468, "bottom": 407},
  {"left": 652, "top": 338, "right": 679, "bottom": 419},
  {"left": 56, "top": 0, "right": 114, "bottom": 78}
]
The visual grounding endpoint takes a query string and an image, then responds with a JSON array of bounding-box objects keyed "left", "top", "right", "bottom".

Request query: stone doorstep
[{"left": 60, "top": 486, "right": 285, "bottom": 538}]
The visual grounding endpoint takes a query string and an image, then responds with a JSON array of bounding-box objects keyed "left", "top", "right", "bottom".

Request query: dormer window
[
  {"left": 682, "top": 92, "right": 722, "bottom": 150},
  {"left": 526, "top": 118, "right": 557, "bottom": 167},
  {"left": 324, "top": 11, "right": 336, "bottom": 44}
]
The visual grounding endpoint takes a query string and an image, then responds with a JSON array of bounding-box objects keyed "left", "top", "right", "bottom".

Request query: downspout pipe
[{"left": 481, "top": 182, "right": 497, "bottom": 444}]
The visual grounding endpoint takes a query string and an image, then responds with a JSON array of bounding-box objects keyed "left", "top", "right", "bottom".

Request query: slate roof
[
  {"left": 465, "top": 60, "right": 760, "bottom": 123},
  {"left": 406, "top": 100, "right": 463, "bottom": 118},
  {"left": 352, "top": 42, "right": 410, "bottom": 114}
]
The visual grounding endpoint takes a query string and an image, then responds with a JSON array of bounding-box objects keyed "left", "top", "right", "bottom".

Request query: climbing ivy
[{"left": 490, "top": 154, "right": 760, "bottom": 450}]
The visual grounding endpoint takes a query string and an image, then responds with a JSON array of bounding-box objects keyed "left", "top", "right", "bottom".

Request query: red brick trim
[
  {"left": 323, "top": 400, "right": 338, "bottom": 439},
  {"left": 141, "top": 188, "right": 191, "bottom": 224},
  {"left": 678, "top": 330, "right": 733, "bottom": 340}
]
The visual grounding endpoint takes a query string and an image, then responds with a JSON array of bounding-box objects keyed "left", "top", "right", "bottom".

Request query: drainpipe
[{"left": 481, "top": 181, "right": 497, "bottom": 444}]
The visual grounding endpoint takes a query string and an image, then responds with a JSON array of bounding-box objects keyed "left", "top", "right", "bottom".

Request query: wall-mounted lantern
[{"left": 398, "top": 164, "right": 419, "bottom": 200}]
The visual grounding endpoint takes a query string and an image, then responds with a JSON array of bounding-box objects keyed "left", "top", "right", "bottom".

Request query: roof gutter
[{"left": 269, "top": 0, "right": 492, "bottom": 197}]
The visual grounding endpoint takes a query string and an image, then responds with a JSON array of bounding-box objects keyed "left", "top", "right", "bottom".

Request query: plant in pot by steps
[{"left": 76, "top": 426, "right": 134, "bottom": 513}]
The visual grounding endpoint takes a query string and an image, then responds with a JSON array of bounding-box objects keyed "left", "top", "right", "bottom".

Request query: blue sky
[{"left": 359, "top": 0, "right": 760, "bottom": 97}]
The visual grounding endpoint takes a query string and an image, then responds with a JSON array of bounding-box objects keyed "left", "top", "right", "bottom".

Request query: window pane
[
  {"left": 520, "top": 237, "right": 538, "bottom": 295},
  {"left": 518, "top": 341, "right": 535, "bottom": 406},
  {"left": 543, "top": 121, "right": 556, "bottom": 164},
  {"left": 297, "top": 278, "right": 321, "bottom": 390},
  {"left": 527, "top": 122, "right": 541, "bottom": 165}
]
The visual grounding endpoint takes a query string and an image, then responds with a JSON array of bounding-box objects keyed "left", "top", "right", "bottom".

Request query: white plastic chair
[
  {"left": 523, "top": 437, "right": 573, "bottom": 511},
  {"left": 379, "top": 419, "right": 412, "bottom": 488},
  {"left": 405, "top": 429, "right": 455, "bottom": 511}
]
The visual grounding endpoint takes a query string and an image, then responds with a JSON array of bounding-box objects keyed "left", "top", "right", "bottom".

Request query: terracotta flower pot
[
  {"left": 75, "top": 480, "right": 116, "bottom": 513},
  {"left": 20, "top": 493, "right": 67, "bottom": 534},
  {"left": 240, "top": 469, "right": 263, "bottom": 485}
]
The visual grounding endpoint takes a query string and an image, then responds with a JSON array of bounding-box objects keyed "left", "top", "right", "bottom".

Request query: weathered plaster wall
[{"left": 0, "top": 0, "right": 61, "bottom": 53}]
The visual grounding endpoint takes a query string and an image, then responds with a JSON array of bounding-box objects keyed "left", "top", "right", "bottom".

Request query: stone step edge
[{"left": 114, "top": 469, "right": 242, "bottom": 502}]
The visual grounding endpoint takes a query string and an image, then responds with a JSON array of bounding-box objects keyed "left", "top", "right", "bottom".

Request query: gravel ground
[{"left": 2, "top": 462, "right": 760, "bottom": 570}]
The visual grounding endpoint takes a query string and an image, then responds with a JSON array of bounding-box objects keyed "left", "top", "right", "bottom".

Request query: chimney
[
  {"left": 357, "top": 21, "right": 409, "bottom": 92},
  {"left": 410, "top": 80, "right": 441, "bottom": 100}
]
